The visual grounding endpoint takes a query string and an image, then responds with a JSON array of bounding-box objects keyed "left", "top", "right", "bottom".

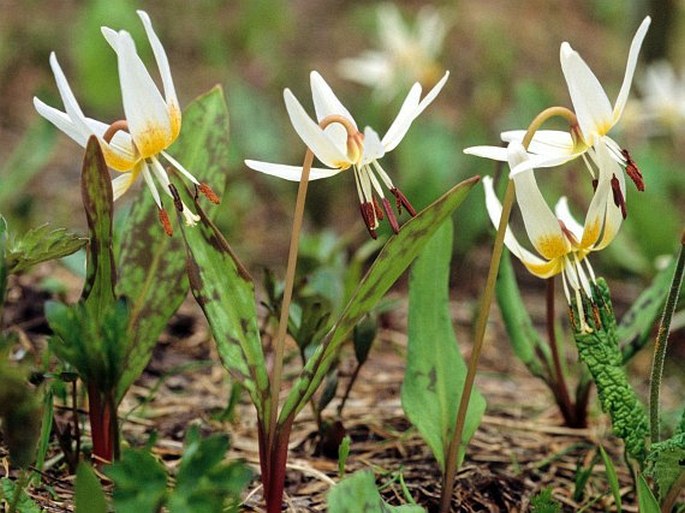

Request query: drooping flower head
[
  {"left": 33, "top": 10, "right": 219, "bottom": 235},
  {"left": 485, "top": 142, "right": 623, "bottom": 329},
  {"left": 466, "top": 16, "right": 651, "bottom": 218},
  {"left": 337, "top": 3, "right": 448, "bottom": 101},
  {"left": 246, "top": 70, "right": 449, "bottom": 238}
]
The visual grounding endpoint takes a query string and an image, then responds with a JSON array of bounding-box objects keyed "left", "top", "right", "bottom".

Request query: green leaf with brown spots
[
  {"left": 401, "top": 219, "right": 485, "bottom": 471},
  {"left": 81, "top": 136, "right": 116, "bottom": 314},
  {"left": 116, "top": 86, "right": 230, "bottom": 401},
  {"left": 280, "top": 176, "right": 480, "bottom": 424},
  {"left": 177, "top": 197, "right": 268, "bottom": 423}
]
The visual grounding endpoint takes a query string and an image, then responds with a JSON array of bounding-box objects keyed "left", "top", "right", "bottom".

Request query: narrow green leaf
[
  {"left": 117, "top": 86, "right": 230, "bottom": 400},
  {"left": 636, "top": 474, "right": 661, "bottom": 513},
  {"left": 75, "top": 463, "right": 108, "bottom": 513},
  {"left": 5, "top": 225, "right": 87, "bottom": 275},
  {"left": 34, "top": 388, "right": 54, "bottom": 471},
  {"left": 401, "top": 219, "right": 485, "bottom": 471},
  {"left": 327, "top": 470, "right": 425, "bottom": 513},
  {"left": 281, "top": 176, "right": 480, "bottom": 423},
  {"left": 178, "top": 198, "right": 268, "bottom": 422},
  {"left": 80, "top": 136, "right": 116, "bottom": 313},
  {"left": 496, "top": 249, "right": 552, "bottom": 380},
  {"left": 105, "top": 447, "right": 168, "bottom": 513},
  {"left": 598, "top": 446, "right": 622, "bottom": 513}
]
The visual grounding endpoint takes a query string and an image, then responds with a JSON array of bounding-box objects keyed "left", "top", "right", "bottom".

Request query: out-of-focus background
[{"left": 0, "top": 0, "right": 683, "bottom": 282}]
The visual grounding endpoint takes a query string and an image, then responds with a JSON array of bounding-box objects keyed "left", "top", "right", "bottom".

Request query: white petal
[
  {"left": 284, "top": 89, "right": 349, "bottom": 168},
  {"left": 509, "top": 150, "right": 584, "bottom": 177},
  {"left": 560, "top": 42, "right": 613, "bottom": 142},
  {"left": 463, "top": 145, "right": 508, "bottom": 162},
  {"left": 140, "top": 163, "right": 162, "bottom": 208},
  {"left": 310, "top": 71, "right": 356, "bottom": 126},
  {"left": 415, "top": 70, "right": 449, "bottom": 117},
  {"left": 137, "top": 11, "right": 178, "bottom": 108},
  {"left": 360, "top": 127, "right": 385, "bottom": 165},
  {"left": 554, "top": 197, "right": 584, "bottom": 241},
  {"left": 48, "top": 53, "right": 93, "bottom": 140},
  {"left": 33, "top": 98, "right": 89, "bottom": 147},
  {"left": 113, "top": 30, "right": 173, "bottom": 153},
  {"left": 244, "top": 160, "right": 343, "bottom": 181},
  {"left": 112, "top": 173, "right": 135, "bottom": 202},
  {"left": 161, "top": 150, "right": 199, "bottom": 185},
  {"left": 502, "top": 129, "right": 575, "bottom": 156},
  {"left": 613, "top": 16, "right": 651, "bottom": 122}
]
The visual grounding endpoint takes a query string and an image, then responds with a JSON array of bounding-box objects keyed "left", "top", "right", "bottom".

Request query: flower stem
[
  {"left": 267, "top": 149, "right": 314, "bottom": 440},
  {"left": 649, "top": 232, "right": 685, "bottom": 442}
]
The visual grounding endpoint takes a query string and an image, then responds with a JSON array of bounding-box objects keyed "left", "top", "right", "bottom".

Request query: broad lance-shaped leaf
[
  {"left": 178, "top": 196, "right": 268, "bottom": 423},
  {"left": 401, "top": 219, "right": 485, "bottom": 471},
  {"left": 280, "top": 176, "right": 480, "bottom": 424},
  {"left": 496, "top": 249, "right": 553, "bottom": 382},
  {"left": 81, "top": 136, "right": 116, "bottom": 314},
  {"left": 117, "top": 86, "right": 230, "bottom": 400},
  {"left": 327, "top": 470, "right": 425, "bottom": 513}
]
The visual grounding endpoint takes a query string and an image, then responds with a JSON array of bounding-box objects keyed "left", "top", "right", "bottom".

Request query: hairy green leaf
[
  {"left": 117, "top": 86, "right": 230, "bottom": 400},
  {"left": 401, "top": 219, "right": 485, "bottom": 471},
  {"left": 178, "top": 197, "right": 268, "bottom": 422},
  {"left": 281, "top": 176, "right": 480, "bottom": 423},
  {"left": 327, "top": 470, "right": 425, "bottom": 513},
  {"left": 4, "top": 224, "right": 86, "bottom": 275},
  {"left": 105, "top": 447, "right": 168, "bottom": 513},
  {"left": 75, "top": 463, "right": 108, "bottom": 513},
  {"left": 646, "top": 432, "right": 685, "bottom": 500},
  {"left": 572, "top": 279, "right": 648, "bottom": 464}
]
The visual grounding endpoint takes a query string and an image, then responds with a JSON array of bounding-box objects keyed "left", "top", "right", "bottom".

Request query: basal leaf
[
  {"left": 80, "top": 136, "right": 116, "bottom": 313},
  {"left": 178, "top": 197, "right": 268, "bottom": 422},
  {"left": 401, "top": 219, "right": 485, "bottom": 471},
  {"left": 105, "top": 447, "right": 168, "bottom": 513},
  {"left": 117, "top": 86, "right": 230, "bottom": 400},
  {"left": 281, "top": 176, "right": 480, "bottom": 423},
  {"left": 5, "top": 225, "right": 86, "bottom": 275},
  {"left": 327, "top": 470, "right": 425, "bottom": 513},
  {"left": 75, "top": 463, "right": 108, "bottom": 513},
  {"left": 599, "top": 446, "right": 622, "bottom": 513},
  {"left": 636, "top": 474, "right": 660, "bottom": 513}
]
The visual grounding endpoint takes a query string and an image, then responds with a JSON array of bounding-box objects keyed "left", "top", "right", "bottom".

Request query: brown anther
[
  {"left": 102, "top": 120, "right": 129, "bottom": 144},
  {"left": 620, "top": 149, "right": 645, "bottom": 192},
  {"left": 359, "top": 202, "right": 378, "bottom": 239},
  {"left": 198, "top": 182, "right": 220, "bottom": 204},
  {"left": 373, "top": 197, "right": 384, "bottom": 220},
  {"left": 168, "top": 184, "right": 184, "bottom": 212},
  {"left": 610, "top": 174, "right": 627, "bottom": 219},
  {"left": 391, "top": 188, "right": 417, "bottom": 217},
  {"left": 591, "top": 179, "right": 598, "bottom": 192},
  {"left": 591, "top": 303, "right": 601, "bottom": 329},
  {"left": 381, "top": 197, "right": 400, "bottom": 234},
  {"left": 158, "top": 209, "right": 173, "bottom": 237}
]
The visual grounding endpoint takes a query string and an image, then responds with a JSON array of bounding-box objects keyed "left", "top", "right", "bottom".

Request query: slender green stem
[
  {"left": 267, "top": 150, "right": 314, "bottom": 442},
  {"left": 649, "top": 233, "right": 685, "bottom": 442}
]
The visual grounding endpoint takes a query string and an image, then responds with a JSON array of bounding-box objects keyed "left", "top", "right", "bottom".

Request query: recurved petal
[
  {"left": 502, "top": 129, "right": 576, "bottom": 156},
  {"left": 360, "top": 127, "right": 386, "bottom": 165},
  {"left": 560, "top": 42, "right": 613, "bottom": 142},
  {"left": 244, "top": 159, "right": 343, "bottom": 181},
  {"left": 613, "top": 16, "right": 651, "bottom": 122},
  {"left": 415, "top": 70, "right": 449, "bottom": 117},
  {"left": 284, "top": 88, "right": 350, "bottom": 168},
  {"left": 554, "top": 197, "right": 584, "bottom": 242},
  {"left": 48, "top": 53, "right": 93, "bottom": 140},
  {"left": 137, "top": 10, "right": 178, "bottom": 109},
  {"left": 463, "top": 145, "right": 508, "bottom": 162},
  {"left": 112, "top": 172, "right": 136, "bottom": 202},
  {"left": 33, "top": 98, "right": 89, "bottom": 147},
  {"left": 310, "top": 71, "right": 357, "bottom": 127}
]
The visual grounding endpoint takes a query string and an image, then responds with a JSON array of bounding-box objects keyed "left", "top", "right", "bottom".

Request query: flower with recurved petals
[
  {"left": 245, "top": 70, "right": 449, "bottom": 238},
  {"left": 466, "top": 16, "right": 651, "bottom": 218},
  {"left": 484, "top": 142, "right": 624, "bottom": 329},
  {"left": 33, "top": 10, "right": 219, "bottom": 235}
]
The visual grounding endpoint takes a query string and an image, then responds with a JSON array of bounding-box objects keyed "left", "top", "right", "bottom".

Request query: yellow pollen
[
  {"left": 580, "top": 217, "right": 601, "bottom": 248},
  {"left": 535, "top": 234, "right": 568, "bottom": 260}
]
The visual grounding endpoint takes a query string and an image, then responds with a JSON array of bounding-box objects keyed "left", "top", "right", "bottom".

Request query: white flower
[
  {"left": 245, "top": 70, "right": 449, "bottom": 238},
  {"left": 484, "top": 142, "right": 623, "bottom": 327},
  {"left": 465, "top": 16, "right": 651, "bottom": 215},
  {"left": 33, "top": 10, "right": 218, "bottom": 234},
  {"left": 631, "top": 60, "right": 685, "bottom": 135},
  {"left": 337, "top": 3, "right": 447, "bottom": 101}
]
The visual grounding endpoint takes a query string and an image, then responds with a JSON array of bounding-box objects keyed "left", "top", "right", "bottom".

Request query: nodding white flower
[
  {"left": 337, "top": 3, "right": 448, "bottom": 101},
  {"left": 484, "top": 142, "right": 623, "bottom": 329},
  {"left": 630, "top": 60, "right": 685, "bottom": 135},
  {"left": 245, "top": 70, "right": 449, "bottom": 238},
  {"left": 466, "top": 16, "right": 651, "bottom": 218},
  {"left": 33, "top": 10, "right": 219, "bottom": 235}
]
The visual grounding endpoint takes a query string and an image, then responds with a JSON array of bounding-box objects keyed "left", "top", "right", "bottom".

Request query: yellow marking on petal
[
  {"left": 168, "top": 103, "right": 182, "bottom": 140},
  {"left": 580, "top": 217, "right": 601, "bottom": 248},
  {"left": 135, "top": 121, "right": 175, "bottom": 159},
  {"left": 523, "top": 258, "right": 563, "bottom": 279},
  {"left": 101, "top": 145, "right": 139, "bottom": 172},
  {"left": 535, "top": 234, "right": 569, "bottom": 260}
]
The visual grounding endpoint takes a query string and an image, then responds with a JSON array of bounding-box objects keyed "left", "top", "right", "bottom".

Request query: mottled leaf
[
  {"left": 401, "top": 219, "right": 485, "bottom": 471},
  {"left": 75, "top": 463, "right": 108, "bottom": 513},
  {"left": 178, "top": 197, "right": 268, "bottom": 422},
  {"left": 5, "top": 224, "right": 87, "bottom": 275},
  {"left": 117, "top": 86, "right": 230, "bottom": 400},
  {"left": 327, "top": 470, "right": 425, "bottom": 513},
  {"left": 281, "top": 176, "right": 480, "bottom": 423}
]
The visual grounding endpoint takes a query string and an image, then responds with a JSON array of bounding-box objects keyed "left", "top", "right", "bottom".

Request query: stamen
[
  {"left": 610, "top": 174, "right": 627, "bottom": 219},
  {"left": 373, "top": 197, "right": 384, "bottom": 220},
  {"left": 381, "top": 198, "right": 400, "bottom": 234},
  {"left": 198, "top": 182, "right": 221, "bottom": 204},
  {"left": 591, "top": 179, "right": 598, "bottom": 191},
  {"left": 158, "top": 208, "right": 173, "bottom": 237},
  {"left": 391, "top": 188, "right": 417, "bottom": 217},
  {"left": 102, "top": 120, "right": 129, "bottom": 143},
  {"left": 360, "top": 202, "right": 378, "bottom": 239},
  {"left": 168, "top": 184, "right": 184, "bottom": 212},
  {"left": 620, "top": 149, "right": 645, "bottom": 192}
]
